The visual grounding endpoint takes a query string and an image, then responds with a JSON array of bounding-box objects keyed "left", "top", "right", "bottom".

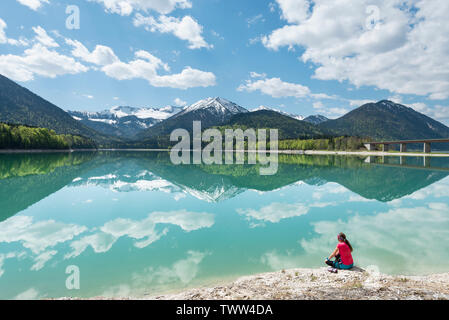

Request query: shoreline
[
  {"left": 1, "top": 149, "right": 449, "bottom": 157},
  {"left": 60, "top": 268, "right": 449, "bottom": 300},
  {"left": 149, "top": 267, "right": 449, "bottom": 300}
]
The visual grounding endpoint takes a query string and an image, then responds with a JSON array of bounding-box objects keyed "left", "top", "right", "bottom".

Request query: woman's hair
[{"left": 338, "top": 232, "right": 353, "bottom": 252}]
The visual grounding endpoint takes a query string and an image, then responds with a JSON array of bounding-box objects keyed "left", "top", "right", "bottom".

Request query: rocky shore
[{"left": 149, "top": 267, "right": 449, "bottom": 300}]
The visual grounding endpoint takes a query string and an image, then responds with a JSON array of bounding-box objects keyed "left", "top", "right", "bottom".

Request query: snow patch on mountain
[
  {"left": 251, "top": 105, "right": 304, "bottom": 121},
  {"left": 179, "top": 97, "right": 249, "bottom": 116},
  {"left": 110, "top": 106, "right": 181, "bottom": 120},
  {"left": 90, "top": 119, "right": 118, "bottom": 125},
  {"left": 70, "top": 106, "right": 183, "bottom": 122}
]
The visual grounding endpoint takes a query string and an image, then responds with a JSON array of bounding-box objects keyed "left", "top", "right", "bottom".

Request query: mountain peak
[
  {"left": 320, "top": 99, "right": 449, "bottom": 141},
  {"left": 251, "top": 106, "right": 304, "bottom": 121},
  {"left": 181, "top": 97, "right": 248, "bottom": 115},
  {"left": 303, "top": 115, "right": 329, "bottom": 125},
  {"left": 374, "top": 100, "right": 409, "bottom": 111}
]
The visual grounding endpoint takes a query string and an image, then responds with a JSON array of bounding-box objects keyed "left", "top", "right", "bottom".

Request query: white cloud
[
  {"left": 65, "top": 233, "right": 117, "bottom": 259},
  {"left": 246, "top": 14, "right": 265, "bottom": 27},
  {"left": 30, "top": 250, "right": 57, "bottom": 271},
  {"left": 348, "top": 99, "right": 375, "bottom": 107},
  {"left": 0, "top": 256, "right": 4, "bottom": 278},
  {"left": 0, "top": 18, "right": 28, "bottom": 46},
  {"left": 313, "top": 101, "right": 348, "bottom": 118},
  {"left": 32, "top": 26, "right": 58, "bottom": 48},
  {"left": 0, "top": 252, "right": 24, "bottom": 278},
  {"left": 238, "top": 202, "right": 310, "bottom": 223},
  {"left": 101, "top": 48, "right": 215, "bottom": 89},
  {"left": 238, "top": 73, "right": 335, "bottom": 101},
  {"left": 151, "top": 66, "right": 216, "bottom": 89},
  {"left": 133, "top": 14, "right": 212, "bottom": 49},
  {"left": 149, "top": 210, "right": 214, "bottom": 232},
  {"left": 0, "top": 19, "right": 8, "bottom": 43},
  {"left": 0, "top": 18, "right": 9, "bottom": 44},
  {"left": 174, "top": 98, "right": 187, "bottom": 106},
  {"left": 65, "top": 39, "right": 119, "bottom": 65},
  {"left": 410, "top": 102, "right": 449, "bottom": 122},
  {"left": 132, "top": 251, "right": 208, "bottom": 285},
  {"left": 275, "top": 0, "right": 311, "bottom": 24},
  {"left": 0, "top": 43, "right": 89, "bottom": 81},
  {"left": 2, "top": 25, "right": 214, "bottom": 88},
  {"left": 263, "top": 0, "right": 449, "bottom": 100},
  {"left": 261, "top": 251, "right": 304, "bottom": 271},
  {"left": 90, "top": 0, "right": 192, "bottom": 16},
  {"left": 250, "top": 71, "right": 267, "bottom": 79},
  {"left": 16, "top": 0, "right": 49, "bottom": 11},
  {"left": 14, "top": 288, "right": 40, "bottom": 300},
  {"left": 238, "top": 76, "right": 311, "bottom": 99},
  {"left": 65, "top": 210, "right": 214, "bottom": 258},
  {"left": 0, "top": 216, "right": 87, "bottom": 254}
]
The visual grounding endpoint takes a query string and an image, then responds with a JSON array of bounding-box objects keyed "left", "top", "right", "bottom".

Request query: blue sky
[{"left": 0, "top": 0, "right": 449, "bottom": 123}]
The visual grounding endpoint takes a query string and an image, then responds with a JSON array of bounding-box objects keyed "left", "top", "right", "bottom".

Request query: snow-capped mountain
[
  {"left": 68, "top": 106, "right": 183, "bottom": 139},
  {"left": 70, "top": 166, "right": 244, "bottom": 203},
  {"left": 69, "top": 105, "right": 182, "bottom": 121},
  {"left": 138, "top": 97, "right": 249, "bottom": 139},
  {"left": 108, "top": 106, "right": 182, "bottom": 120},
  {"left": 251, "top": 106, "right": 304, "bottom": 121},
  {"left": 173, "top": 97, "right": 248, "bottom": 121}
]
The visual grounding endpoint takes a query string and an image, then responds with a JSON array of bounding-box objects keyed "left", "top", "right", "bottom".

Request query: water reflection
[
  {"left": 0, "top": 151, "right": 448, "bottom": 299},
  {"left": 1, "top": 152, "right": 448, "bottom": 221}
]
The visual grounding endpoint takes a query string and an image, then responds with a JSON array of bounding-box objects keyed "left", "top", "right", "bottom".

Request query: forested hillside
[{"left": 0, "top": 123, "right": 97, "bottom": 149}]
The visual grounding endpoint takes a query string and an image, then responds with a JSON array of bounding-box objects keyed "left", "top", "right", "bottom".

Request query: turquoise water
[{"left": 1, "top": 151, "right": 449, "bottom": 299}]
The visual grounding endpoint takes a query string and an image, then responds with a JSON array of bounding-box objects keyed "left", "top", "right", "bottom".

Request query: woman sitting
[{"left": 325, "top": 232, "right": 354, "bottom": 270}]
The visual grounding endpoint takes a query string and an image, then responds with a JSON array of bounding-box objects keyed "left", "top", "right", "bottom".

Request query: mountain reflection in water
[{"left": 0, "top": 151, "right": 449, "bottom": 299}]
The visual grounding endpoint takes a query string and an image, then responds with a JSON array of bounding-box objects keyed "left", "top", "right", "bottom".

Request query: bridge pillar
[
  {"left": 423, "top": 142, "right": 431, "bottom": 153},
  {"left": 400, "top": 143, "right": 407, "bottom": 153},
  {"left": 400, "top": 156, "right": 406, "bottom": 165},
  {"left": 364, "top": 156, "right": 376, "bottom": 163},
  {"left": 364, "top": 143, "right": 376, "bottom": 151},
  {"left": 424, "top": 156, "right": 430, "bottom": 167},
  {"left": 382, "top": 144, "right": 389, "bottom": 152}
]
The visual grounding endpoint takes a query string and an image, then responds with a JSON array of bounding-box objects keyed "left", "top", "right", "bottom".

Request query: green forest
[
  {"left": 0, "top": 123, "right": 97, "bottom": 150},
  {"left": 276, "top": 136, "right": 371, "bottom": 151}
]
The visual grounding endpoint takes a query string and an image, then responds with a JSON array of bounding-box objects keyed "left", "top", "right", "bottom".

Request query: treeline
[
  {"left": 276, "top": 137, "right": 370, "bottom": 151},
  {"left": 0, "top": 123, "right": 97, "bottom": 150}
]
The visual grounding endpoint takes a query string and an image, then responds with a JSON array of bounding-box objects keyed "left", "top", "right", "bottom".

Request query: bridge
[{"left": 364, "top": 138, "right": 449, "bottom": 153}]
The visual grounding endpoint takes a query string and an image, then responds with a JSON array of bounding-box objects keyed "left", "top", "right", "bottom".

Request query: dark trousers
[{"left": 325, "top": 254, "right": 341, "bottom": 267}]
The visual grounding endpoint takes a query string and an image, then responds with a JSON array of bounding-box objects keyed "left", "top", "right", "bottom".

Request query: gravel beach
[{"left": 147, "top": 267, "right": 449, "bottom": 300}]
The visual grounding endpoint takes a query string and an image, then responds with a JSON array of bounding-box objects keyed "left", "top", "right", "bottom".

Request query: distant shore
[
  {"left": 0, "top": 149, "right": 97, "bottom": 153},
  {"left": 59, "top": 267, "right": 449, "bottom": 300},
  {"left": 302, "top": 150, "right": 449, "bottom": 157},
  {"left": 2, "top": 148, "right": 449, "bottom": 157}
]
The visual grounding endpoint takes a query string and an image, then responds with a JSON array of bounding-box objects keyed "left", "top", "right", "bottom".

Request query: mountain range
[
  {"left": 68, "top": 106, "right": 183, "bottom": 139},
  {"left": 1, "top": 73, "right": 449, "bottom": 149}
]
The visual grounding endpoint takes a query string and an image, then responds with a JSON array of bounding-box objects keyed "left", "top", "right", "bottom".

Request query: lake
[{"left": 1, "top": 151, "right": 449, "bottom": 299}]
